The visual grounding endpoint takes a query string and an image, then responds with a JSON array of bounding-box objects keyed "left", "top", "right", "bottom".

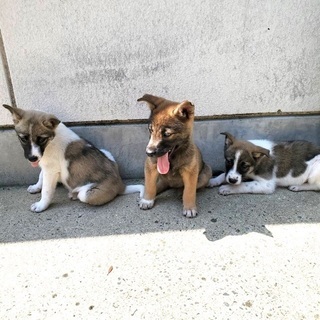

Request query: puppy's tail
[{"left": 121, "top": 184, "right": 144, "bottom": 198}]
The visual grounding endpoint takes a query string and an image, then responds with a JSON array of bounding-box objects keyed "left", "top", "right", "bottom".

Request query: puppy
[
  {"left": 3, "top": 104, "right": 144, "bottom": 212},
  {"left": 137, "top": 94, "right": 212, "bottom": 218},
  {"left": 208, "top": 132, "right": 320, "bottom": 195}
]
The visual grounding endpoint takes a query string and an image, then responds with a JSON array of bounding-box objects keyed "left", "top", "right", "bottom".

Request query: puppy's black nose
[
  {"left": 146, "top": 150, "right": 156, "bottom": 157},
  {"left": 28, "top": 156, "right": 39, "bottom": 162},
  {"left": 228, "top": 177, "right": 238, "bottom": 184},
  {"left": 146, "top": 146, "right": 157, "bottom": 157}
]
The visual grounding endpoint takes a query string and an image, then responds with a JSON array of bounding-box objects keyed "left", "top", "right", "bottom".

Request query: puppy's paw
[
  {"left": 219, "top": 185, "right": 233, "bottom": 196},
  {"left": 139, "top": 198, "right": 155, "bottom": 210},
  {"left": 207, "top": 173, "right": 225, "bottom": 188},
  {"left": 30, "top": 201, "right": 49, "bottom": 213},
  {"left": 27, "top": 184, "right": 42, "bottom": 194},
  {"left": 183, "top": 208, "right": 198, "bottom": 218},
  {"left": 288, "top": 185, "right": 301, "bottom": 192}
]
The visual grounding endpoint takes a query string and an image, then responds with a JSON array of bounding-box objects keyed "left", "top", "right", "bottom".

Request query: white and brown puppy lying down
[
  {"left": 208, "top": 132, "right": 320, "bottom": 195},
  {"left": 3, "top": 104, "right": 143, "bottom": 212}
]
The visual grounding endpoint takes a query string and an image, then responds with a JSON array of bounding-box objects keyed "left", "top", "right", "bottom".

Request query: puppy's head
[
  {"left": 3, "top": 104, "right": 60, "bottom": 167},
  {"left": 137, "top": 94, "right": 194, "bottom": 174},
  {"left": 221, "top": 132, "right": 270, "bottom": 184}
]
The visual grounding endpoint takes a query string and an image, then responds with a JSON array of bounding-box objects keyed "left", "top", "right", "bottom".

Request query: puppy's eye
[
  {"left": 226, "top": 158, "right": 233, "bottom": 165},
  {"left": 163, "top": 131, "right": 172, "bottom": 137},
  {"left": 241, "top": 162, "right": 250, "bottom": 170},
  {"left": 37, "top": 136, "right": 48, "bottom": 144},
  {"left": 19, "top": 135, "right": 29, "bottom": 144}
]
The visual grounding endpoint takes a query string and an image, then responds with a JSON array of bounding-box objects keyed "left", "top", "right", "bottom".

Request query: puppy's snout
[
  {"left": 228, "top": 177, "right": 238, "bottom": 184},
  {"left": 146, "top": 146, "right": 157, "bottom": 157},
  {"left": 28, "top": 155, "right": 39, "bottom": 163}
]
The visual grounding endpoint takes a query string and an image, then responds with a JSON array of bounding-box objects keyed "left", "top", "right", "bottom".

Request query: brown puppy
[{"left": 137, "top": 94, "right": 212, "bottom": 218}]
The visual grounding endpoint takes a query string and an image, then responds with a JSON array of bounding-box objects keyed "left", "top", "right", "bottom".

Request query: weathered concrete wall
[
  {"left": 0, "top": 50, "right": 11, "bottom": 124},
  {"left": 1, "top": 115, "right": 320, "bottom": 186},
  {"left": 1, "top": 0, "right": 320, "bottom": 126}
]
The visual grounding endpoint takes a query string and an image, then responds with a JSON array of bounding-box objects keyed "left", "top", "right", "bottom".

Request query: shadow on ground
[{"left": 1, "top": 180, "right": 319, "bottom": 243}]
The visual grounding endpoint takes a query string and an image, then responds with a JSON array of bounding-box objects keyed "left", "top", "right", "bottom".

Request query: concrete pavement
[{"left": 0, "top": 182, "right": 319, "bottom": 319}]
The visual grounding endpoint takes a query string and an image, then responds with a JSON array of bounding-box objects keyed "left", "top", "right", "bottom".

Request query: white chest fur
[{"left": 39, "top": 123, "right": 80, "bottom": 188}]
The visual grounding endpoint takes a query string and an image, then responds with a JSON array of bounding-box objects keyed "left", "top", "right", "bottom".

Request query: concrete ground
[{"left": 0, "top": 181, "right": 319, "bottom": 320}]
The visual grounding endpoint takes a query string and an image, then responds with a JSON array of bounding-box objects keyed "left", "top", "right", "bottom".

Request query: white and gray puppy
[
  {"left": 3, "top": 104, "right": 143, "bottom": 212},
  {"left": 208, "top": 132, "right": 320, "bottom": 195}
]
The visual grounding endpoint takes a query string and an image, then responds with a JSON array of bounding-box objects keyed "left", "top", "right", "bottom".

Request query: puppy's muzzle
[
  {"left": 146, "top": 147, "right": 161, "bottom": 157},
  {"left": 228, "top": 177, "right": 239, "bottom": 184},
  {"left": 28, "top": 155, "right": 39, "bottom": 163},
  {"left": 146, "top": 146, "right": 168, "bottom": 158}
]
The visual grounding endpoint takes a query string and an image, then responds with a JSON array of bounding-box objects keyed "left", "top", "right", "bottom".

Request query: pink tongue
[
  {"left": 30, "top": 161, "right": 39, "bottom": 168},
  {"left": 157, "top": 152, "right": 170, "bottom": 174}
]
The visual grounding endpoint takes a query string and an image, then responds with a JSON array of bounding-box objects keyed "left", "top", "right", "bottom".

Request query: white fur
[
  {"left": 183, "top": 208, "right": 198, "bottom": 218},
  {"left": 208, "top": 172, "right": 226, "bottom": 187},
  {"left": 214, "top": 139, "right": 320, "bottom": 195},
  {"left": 139, "top": 198, "right": 155, "bottom": 209},
  {"left": 122, "top": 184, "right": 145, "bottom": 198},
  {"left": 28, "top": 122, "right": 143, "bottom": 212},
  {"left": 27, "top": 170, "right": 43, "bottom": 194},
  {"left": 219, "top": 179, "right": 276, "bottom": 195},
  {"left": 100, "top": 148, "right": 115, "bottom": 162},
  {"left": 29, "top": 124, "right": 80, "bottom": 212},
  {"left": 279, "top": 155, "right": 320, "bottom": 191},
  {"left": 225, "top": 150, "right": 242, "bottom": 185},
  {"left": 29, "top": 124, "right": 113, "bottom": 211},
  {"left": 74, "top": 183, "right": 96, "bottom": 202},
  {"left": 31, "top": 142, "right": 42, "bottom": 159}
]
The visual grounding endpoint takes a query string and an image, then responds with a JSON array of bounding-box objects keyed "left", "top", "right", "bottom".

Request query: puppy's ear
[
  {"left": 173, "top": 100, "right": 194, "bottom": 120},
  {"left": 137, "top": 94, "right": 168, "bottom": 111},
  {"left": 2, "top": 104, "right": 24, "bottom": 125},
  {"left": 252, "top": 146, "right": 270, "bottom": 160},
  {"left": 221, "top": 132, "right": 235, "bottom": 147},
  {"left": 43, "top": 116, "right": 60, "bottom": 129}
]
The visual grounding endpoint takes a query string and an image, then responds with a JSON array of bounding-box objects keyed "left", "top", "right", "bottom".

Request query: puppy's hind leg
[
  {"left": 289, "top": 183, "right": 320, "bottom": 192},
  {"left": 76, "top": 181, "right": 119, "bottom": 206},
  {"left": 289, "top": 161, "right": 320, "bottom": 192},
  {"left": 197, "top": 163, "right": 212, "bottom": 189}
]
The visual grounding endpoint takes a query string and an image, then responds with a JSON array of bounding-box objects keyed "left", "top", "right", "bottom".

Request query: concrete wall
[
  {"left": 1, "top": 0, "right": 320, "bottom": 125},
  {"left": 0, "top": 1, "right": 320, "bottom": 185},
  {"left": 2, "top": 115, "right": 320, "bottom": 186}
]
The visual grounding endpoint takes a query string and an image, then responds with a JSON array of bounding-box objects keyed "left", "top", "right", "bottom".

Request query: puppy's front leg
[
  {"left": 207, "top": 173, "right": 226, "bottom": 187},
  {"left": 139, "top": 161, "right": 158, "bottom": 210},
  {"left": 181, "top": 170, "right": 198, "bottom": 218},
  {"left": 27, "top": 170, "right": 43, "bottom": 194},
  {"left": 31, "top": 171, "right": 59, "bottom": 213},
  {"left": 219, "top": 180, "right": 275, "bottom": 195}
]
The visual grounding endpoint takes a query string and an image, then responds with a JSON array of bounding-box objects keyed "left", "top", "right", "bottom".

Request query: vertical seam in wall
[{"left": 0, "top": 29, "right": 17, "bottom": 108}]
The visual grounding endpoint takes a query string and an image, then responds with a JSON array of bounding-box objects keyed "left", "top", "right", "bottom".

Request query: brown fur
[
  {"left": 138, "top": 94, "right": 212, "bottom": 217},
  {"left": 65, "top": 140, "right": 125, "bottom": 205}
]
